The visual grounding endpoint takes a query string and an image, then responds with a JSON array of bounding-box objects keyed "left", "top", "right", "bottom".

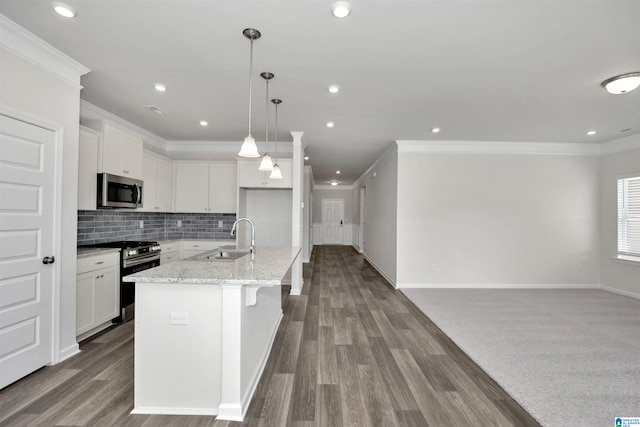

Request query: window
[{"left": 618, "top": 175, "right": 640, "bottom": 261}]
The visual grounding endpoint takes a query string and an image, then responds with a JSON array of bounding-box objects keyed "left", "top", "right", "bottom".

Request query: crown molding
[
  {"left": 396, "top": 140, "right": 601, "bottom": 156},
  {"left": 80, "top": 100, "right": 167, "bottom": 153},
  {"left": 0, "top": 14, "right": 88, "bottom": 87},
  {"left": 352, "top": 142, "right": 398, "bottom": 189},
  {"left": 600, "top": 133, "right": 640, "bottom": 155}
]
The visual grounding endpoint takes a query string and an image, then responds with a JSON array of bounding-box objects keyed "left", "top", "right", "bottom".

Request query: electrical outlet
[
  {"left": 139, "top": 220, "right": 144, "bottom": 229},
  {"left": 177, "top": 220, "right": 182, "bottom": 227},
  {"left": 218, "top": 220, "right": 223, "bottom": 228},
  {"left": 170, "top": 312, "right": 189, "bottom": 325}
]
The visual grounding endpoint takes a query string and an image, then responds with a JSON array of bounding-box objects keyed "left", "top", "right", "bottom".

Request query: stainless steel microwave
[{"left": 97, "top": 173, "right": 143, "bottom": 209}]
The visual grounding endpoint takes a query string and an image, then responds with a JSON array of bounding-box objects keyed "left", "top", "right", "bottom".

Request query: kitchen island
[{"left": 123, "top": 246, "right": 302, "bottom": 421}]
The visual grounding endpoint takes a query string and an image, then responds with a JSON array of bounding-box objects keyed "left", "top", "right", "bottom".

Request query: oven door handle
[{"left": 123, "top": 253, "right": 160, "bottom": 268}]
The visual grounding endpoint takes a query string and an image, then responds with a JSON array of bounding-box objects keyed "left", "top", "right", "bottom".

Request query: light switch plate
[{"left": 170, "top": 312, "right": 189, "bottom": 325}]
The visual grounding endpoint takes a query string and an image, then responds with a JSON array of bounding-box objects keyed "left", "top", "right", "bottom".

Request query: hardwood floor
[{"left": 0, "top": 246, "right": 540, "bottom": 426}]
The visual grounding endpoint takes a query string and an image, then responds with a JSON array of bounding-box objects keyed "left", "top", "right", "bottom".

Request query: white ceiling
[{"left": 1, "top": 0, "right": 639, "bottom": 184}]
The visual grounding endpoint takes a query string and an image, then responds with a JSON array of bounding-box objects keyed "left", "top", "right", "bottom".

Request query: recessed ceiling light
[
  {"left": 432, "top": 127, "right": 441, "bottom": 133},
  {"left": 200, "top": 121, "right": 208, "bottom": 126},
  {"left": 326, "top": 122, "right": 335, "bottom": 128},
  {"left": 332, "top": 2, "right": 351, "bottom": 18},
  {"left": 154, "top": 83, "right": 167, "bottom": 92},
  {"left": 53, "top": 2, "right": 77, "bottom": 18},
  {"left": 328, "top": 85, "right": 340, "bottom": 94},
  {"left": 601, "top": 72, "right": 640, "bottom": 94},
  {"left": 336, "top": 170, "right": 341, "bottom": 174},
  {"left": 304, "top": 156, "right": 310, "bottom": 160},
  {"left": 330, "top": 180, "right": 339, "bottom": 186},
  {"left": 586, "top": 130, "right": 597, "bottom": 136}
]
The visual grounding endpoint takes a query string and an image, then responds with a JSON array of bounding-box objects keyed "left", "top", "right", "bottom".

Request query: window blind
[{"left": 618, "top": 175, "right": 640, "bottom": 259}]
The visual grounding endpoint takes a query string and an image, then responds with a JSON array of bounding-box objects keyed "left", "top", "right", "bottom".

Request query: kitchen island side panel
[{"left": 133, "top": 283, "right": 222, "bottom": 415}]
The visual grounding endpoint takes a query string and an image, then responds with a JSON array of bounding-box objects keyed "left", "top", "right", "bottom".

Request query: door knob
[{"left": 42, "top": 256, "right": 55, "bottom": 264}]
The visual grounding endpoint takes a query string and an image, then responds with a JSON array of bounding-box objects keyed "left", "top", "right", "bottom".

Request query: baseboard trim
[
  {"left": 599, "top": 285, "right": 640, "bottom": 300},
  {"left": 363, "top": 255, "right": 397, "bottom": 288},
  {"left": 397, "top": 283, "right": 600, "bottom": 290},
  {"left": 131, "top": 407, "right": 218, "bottom": 416},
  {"left": 57, "top": 343, "right": 80, "bottom": 363}
]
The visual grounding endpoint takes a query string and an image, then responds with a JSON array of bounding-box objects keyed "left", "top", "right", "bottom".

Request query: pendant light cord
[
  {"left": 265, "top": 79, "right": 269, "bottom": 152},
  {"left": 274, "top": 102, "right": 278, "bottom": 162},
  {"left": 248, "top": 39, "right": 254, "bottom": 136}
]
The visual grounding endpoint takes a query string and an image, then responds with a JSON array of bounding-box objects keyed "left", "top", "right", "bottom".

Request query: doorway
[
  {"left": 322, "top": 199, "right": 344, "bottom": 244},
  {"left": 0, "top": 114, "right": 57, "bottom": 388}
]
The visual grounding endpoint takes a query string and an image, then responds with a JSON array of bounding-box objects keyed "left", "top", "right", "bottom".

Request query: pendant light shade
[
  {"left": 239, "top": 28, "right": 261, "bottom": 158},
  {"left": 259, "top": 153, "right": 273, "bottom": 171},
  {"left": 259, "top": 72, "right": 275, "bottom": 171},
  {"left": 270, "top": 164, "right": 283, "bottom": 179},
  {"left": 269, "top": 98, "right": 283, "bottom": 180}
]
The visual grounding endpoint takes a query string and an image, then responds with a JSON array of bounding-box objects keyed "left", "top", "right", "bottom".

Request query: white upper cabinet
[
  {"left": 174, "top": 161, "right": 237, "bottom": 213},
  {"left": 78, "top": 126, "right": 99, "bottom": 210},
  {"left": 237, "top": 158, "right": 292, "bottom": 188},
  {"left": 82, "top": 119, "right": 144, "bottom": 180},
  {"left": 140, "top": 152, "right": 173, "bottom": 212}
]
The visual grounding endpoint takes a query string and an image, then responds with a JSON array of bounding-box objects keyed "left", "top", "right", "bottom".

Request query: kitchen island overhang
[{"left": 123, "top": 246, "right": 302, "bottom": 421}]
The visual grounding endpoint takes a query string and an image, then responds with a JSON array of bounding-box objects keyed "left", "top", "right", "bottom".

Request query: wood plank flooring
[{"left": 0, "top": 246, "right": 540, "bottom": 426}]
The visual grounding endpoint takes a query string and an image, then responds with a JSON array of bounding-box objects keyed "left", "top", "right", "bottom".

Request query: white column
[
  {"left": 217, "top": 284, "right": 244, "bottom": 421},
  {"left": 290, "top": 131, "right": 304, "bottom": 295}
]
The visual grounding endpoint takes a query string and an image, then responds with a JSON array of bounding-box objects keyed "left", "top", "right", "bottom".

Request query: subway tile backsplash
[{"left": 77, "top": 210, "right": 236, "bottom": 246}]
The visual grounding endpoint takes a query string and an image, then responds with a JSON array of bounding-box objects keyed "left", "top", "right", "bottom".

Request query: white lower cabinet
[
  {"left": 76, "top": 252, "right": 120, "bottom": 339},
  {"left": 160, "top": 241, "right": 179, "bottom": 265}
]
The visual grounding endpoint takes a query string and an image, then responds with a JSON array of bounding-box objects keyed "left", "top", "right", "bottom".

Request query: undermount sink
[{"left": 201, "top": 249, "right": 250, "bottom": 260}]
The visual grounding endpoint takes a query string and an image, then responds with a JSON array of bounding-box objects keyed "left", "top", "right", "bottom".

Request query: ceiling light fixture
[
  {"left": 144, "top": 105, "right": 167, "bottom": 115},
  {"left": 238, "top": 28, "right": 261, "bottom": 158},
  {"left": 328, "top": 85, "right": 340, "bottom": 93},
  {"left": 304, "top": 156, "right": 310, "bottom": 161},
  {"left": 154, "top": 83, "right": 167, "bottom": 92},
  {"left": 259, "top": 72, "right": 275, "bottom": 171},
  {"left": 326, "top": 122, "right": 335, "bottom": 128},
  {"left": 586, "top": 130, "right": 597, "bottom": 136},
  {"left": 601, "top": 72, "right": 640, "bottom": 94},
  {"left": 270, "top": 99, "right": 283, "bottom": 179},
  {"left": 200, "top": 121, "right": 208, "bottom": 126},
  {"left": 336, "top": 170, "right": 341, "bottom": 174},
  {"left": 432, "top": 127, "right": 441, "bottom": 133},
  {"left": 330, "top": 180, "right": 339, "bottom": 186},
  {"left": 332, "top": 2, "right": 351, "bottom": 18},
  {"left": 53, "top": 2, "right": 77, "bottom": 18}
]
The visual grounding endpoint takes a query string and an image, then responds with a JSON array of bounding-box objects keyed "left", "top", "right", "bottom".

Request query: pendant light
[
  {"left": 259, "top": 72, "right": 274, "bottom": 171},
  {"left": 269, "top": 99, "right": 283, "bottom": 179},
  {"left": 238, "top": 28, "right": 261, "bottom": 158}
]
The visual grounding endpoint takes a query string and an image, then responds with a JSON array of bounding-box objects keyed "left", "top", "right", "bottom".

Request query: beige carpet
[{"left": 401, "top": 288, "right": 640, "bottom": 427}]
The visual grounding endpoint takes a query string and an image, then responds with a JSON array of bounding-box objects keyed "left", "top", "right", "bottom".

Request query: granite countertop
[
  {"left": 77, "top": 247, "right": 120, "bottom": 258},
  {"left": 123, "top": 246, "right": 302, "bottom": 285}
]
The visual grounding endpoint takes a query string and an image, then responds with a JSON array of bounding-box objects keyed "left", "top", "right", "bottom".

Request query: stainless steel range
[{"left": 83, "top": 241, "right": 161, "bottom": 322}]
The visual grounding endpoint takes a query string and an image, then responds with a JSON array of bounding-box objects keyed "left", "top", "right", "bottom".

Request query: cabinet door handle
[
  {"left": 95, "top": 261, "right": 104, "bottom": 265},
  {"left": 96, "top": 274, "right": 104, "bottom": 279}
]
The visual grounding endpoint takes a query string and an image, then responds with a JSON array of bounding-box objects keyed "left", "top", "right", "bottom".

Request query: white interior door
[
  {"left": 322, "top": 199, "right": 344, "bottom": 244},
  {"left": 0, "top": 115, "right": 56, "bottom": 389}
]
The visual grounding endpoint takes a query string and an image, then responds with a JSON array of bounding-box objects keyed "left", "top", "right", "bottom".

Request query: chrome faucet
[{"left": 230, "top": 217, "right": 256, "bottom": 254}]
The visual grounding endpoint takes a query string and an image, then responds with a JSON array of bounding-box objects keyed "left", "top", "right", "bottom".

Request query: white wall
[
  {"left": 396, "top": 150, "right": 601, "bottom": 287},
  {"left": 302, "top": 166, "right": 313, "bottom": 262},
  {"left": 600, "top": 135, "right": 640, "bottom": 297},
  {"left": 0, "top": 45, "right": 86, "bottom": 360},
  {"left": 354, "top": 146, "right": 398, "bottom": 285},
  {"left": 242, "top": 189, "right": 292, "bottom": 247}
]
